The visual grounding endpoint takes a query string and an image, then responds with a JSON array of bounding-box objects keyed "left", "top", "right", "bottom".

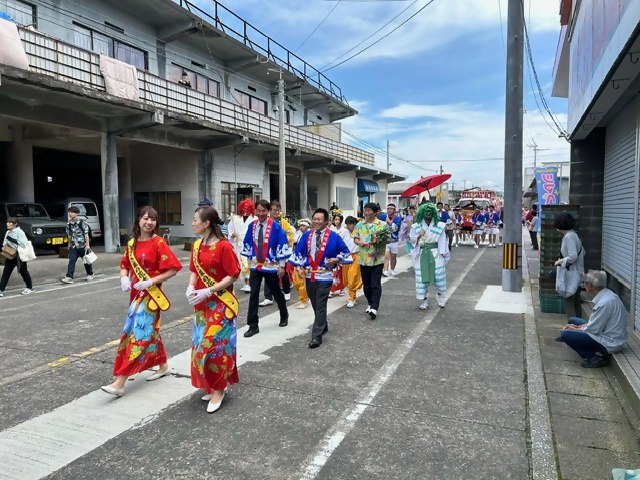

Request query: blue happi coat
[
  {"left": 241, "top": 219, "right": 292, "bottom": 273},
  {"left": 288, "top": 228, "right": 352, "bottom": 284}
]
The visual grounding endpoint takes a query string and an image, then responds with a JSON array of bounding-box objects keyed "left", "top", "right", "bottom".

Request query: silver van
[{"left": 47, "top": 197, "right": 102, "bottom": 239}]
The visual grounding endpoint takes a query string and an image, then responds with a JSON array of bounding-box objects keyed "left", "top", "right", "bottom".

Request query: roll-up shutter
[{"left": 602, "top": 102, "right": 637, "bottom": 287}]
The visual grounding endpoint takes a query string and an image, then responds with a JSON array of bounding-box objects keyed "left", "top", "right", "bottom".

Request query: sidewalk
[{"left": 522, "top": 228, "right": 640, "bottom": 479}]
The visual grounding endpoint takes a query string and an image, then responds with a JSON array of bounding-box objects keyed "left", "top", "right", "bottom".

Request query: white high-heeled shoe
[{"left": 206, "top": 391, "right": 226, "bottom": 414}]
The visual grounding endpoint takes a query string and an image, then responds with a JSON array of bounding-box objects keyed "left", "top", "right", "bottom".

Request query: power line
[
  {"left": 294, "top": 0, "right": 342, "bottom": 53},
  {"left": 319, "top": 0, "right": 419, "bottom": 71},
  {"left": 322, "top": 0, "right": 437, "bottom": 73}
]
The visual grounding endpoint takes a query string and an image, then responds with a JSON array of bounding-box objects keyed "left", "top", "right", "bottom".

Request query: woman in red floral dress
[
  {"left": 101, "top": 206, "right": 182, "bottom": 396},
  {"left": 187, "top": 206, "right": 241, "bottom": 413}
]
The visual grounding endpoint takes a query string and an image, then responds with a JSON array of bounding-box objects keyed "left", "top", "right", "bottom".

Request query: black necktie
[
  {"left": 257, "top": 223, "right": 264, "bottom": 262},
  {"left": 316, "top": 231, "right": 322, "bottom": 253}
]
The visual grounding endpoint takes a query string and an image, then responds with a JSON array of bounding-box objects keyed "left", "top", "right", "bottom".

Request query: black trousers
[
  {"left": 0, "top": 256, "right": 33, "bottom": 291},
  {"left": 360, "top": 264, "right": 383, "bottom": 310},
  {"left": 264, "top": 272, "right": 291, "bottom": 299},
  {"left": 247, "top": 269, "right": 288, "bottom": 326},
  {"left": 446, "top": 229, "right": 454, "bottom": 249},
  {"left": 306, "top": 281, "right": 331, "bottom": 339},
  {"left": 529, "top": 230, "right": 539, "bottom": 250}
]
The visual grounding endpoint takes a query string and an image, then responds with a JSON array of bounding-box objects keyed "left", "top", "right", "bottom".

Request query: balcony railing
[{"left": 17, "top": 27, "right": 375, "bottom": 166}]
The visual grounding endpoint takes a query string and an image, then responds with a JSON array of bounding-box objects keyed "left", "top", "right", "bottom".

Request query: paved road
[{"left": 1, "top": 243, "right": 539, "bottom": 479}]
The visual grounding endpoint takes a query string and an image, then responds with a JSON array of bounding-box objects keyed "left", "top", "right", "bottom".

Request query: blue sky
[{"left": 197, "top": 0, "right": 569, "bottom": 191}]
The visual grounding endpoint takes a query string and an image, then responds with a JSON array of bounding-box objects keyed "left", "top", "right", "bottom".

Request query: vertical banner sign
[{"left": 534, "top": 166, "right": 560, "bottom": 205}]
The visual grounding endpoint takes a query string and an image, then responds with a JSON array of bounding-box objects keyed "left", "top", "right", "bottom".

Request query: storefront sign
[{"left": 534, "top": 166, "right": 560, "bottom": 205}]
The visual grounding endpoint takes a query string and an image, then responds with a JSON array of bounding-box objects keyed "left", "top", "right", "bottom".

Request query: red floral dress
[
  {"left": 190, "top": 239, "right": 241, "bottom": 393},
  {"left": 113, "top": 236, "right": 182, "bottom": 376}
]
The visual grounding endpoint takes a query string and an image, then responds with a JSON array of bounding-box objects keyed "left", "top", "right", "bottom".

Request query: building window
[
  {"left": 336, "top": 187, "right": 355, "bottom": 210},
  {"left": 134, "top": 191, "right": 181, "bottom": 225},
  {"left": 1, "top": 0, "right": 35, "bottom": 26},
  {"left": 71, "top": 22, "right": 147, "bottom": 69},
  {"left": 171, "top": 64, "right": 220, "bottom": 96},
  {"left": 235, "top": 89, "right": 268, "bottom": 115},
  {"left": 220, "top": 182, "right": 236, "bottom": 221}
]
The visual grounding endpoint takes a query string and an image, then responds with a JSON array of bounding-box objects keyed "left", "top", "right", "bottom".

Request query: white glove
[
  {"left": 120, "top": 277, "right": 131, "bottom": 292},
  {"left": 185, "top": 284, "right": 195, "bottom": 299},
  {"left": 187, "top": 288, "right": 212, "bottom": 305},
  {"left": 133, "top": 279, "right": 154, "bottom": 291}
]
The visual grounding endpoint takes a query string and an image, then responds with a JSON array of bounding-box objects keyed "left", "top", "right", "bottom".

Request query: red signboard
[{"left": 460, "top": 190, "right": 494, "bottom": 199}]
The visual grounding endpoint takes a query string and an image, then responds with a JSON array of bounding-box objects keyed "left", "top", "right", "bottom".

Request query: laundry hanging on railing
[
  {"left": 99, "top": 54, "right": 139, "bottom": 101},
  {"left": 0, "top": 17, "right": 29, "bottom": 70}
]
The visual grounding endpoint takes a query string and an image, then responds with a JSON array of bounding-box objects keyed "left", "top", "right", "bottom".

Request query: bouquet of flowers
[{"left": 371, "top": 224, "right": 390, "bottom": 245}]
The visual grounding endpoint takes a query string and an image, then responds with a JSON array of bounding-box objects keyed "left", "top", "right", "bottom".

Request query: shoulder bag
[{"left": 18, "top": 241, "right": 37, "bottom": 262}]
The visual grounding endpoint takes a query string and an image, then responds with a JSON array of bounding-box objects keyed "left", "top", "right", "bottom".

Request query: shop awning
[{"left": 358, "top": 179, "right": 380, "bottom": 193}]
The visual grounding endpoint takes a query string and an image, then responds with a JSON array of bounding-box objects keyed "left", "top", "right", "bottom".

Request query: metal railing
[
  {"left": 17, "top": 28, "right": 374, "bottom": 166},
  {"left": 174, "top": 0, "right": 348, "bottom": 105}
]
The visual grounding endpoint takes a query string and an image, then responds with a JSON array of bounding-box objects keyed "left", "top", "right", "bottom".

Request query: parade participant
[
  {"left": 343, "top": 216, "right": 363, "bottom": 308},
  {"left": 241, "top": 199, "right": 291, "bottom": 337},
  {"left": 410, "top": 203, "right": 449, "bottom": 309},
  {"left": 553, "top": 213, "right": 585, "bottom": 318},
  {"left": 471, "top": 208, "right": 485, "bottom": 249},
  {"left": 557, "top": 270, "right": 628, "bottom": 368},
  {"left": 61, "top": 205, "right": 94, "bottom": 284},
  {"left": 260, "top": 200, "right": 294, "bottom": 306},
  {"left": 0, "top": 217, "right": 33, "bottom": 297},
  {"left": 289, "top": 208, "right": 352, "bottom": 348},
  {"left": 352, "top": 202, "right": 389, "bottom": 319},
  {"left": 379, "top": 203, "right": 402, "bottom": 277},
  {"left": 328, "top": 213, "right": 346, "bottom": 297},
  {"left": 227, "top": 198, "right": 255, "bottom": 293},
  {"left": 187, "top": 206, "right": 241, "bottom": 413},
  {"left": 453, "top": 207, "right": 464, "bottom": 247},
  {"left": 399, "top": 205, "right": 416, "bottom": 253},
  {"left": 196, "top": 197, "right": 227, "bottom": 238},
  {"left": 443, "top": 204, "right": 455, "bottom": 250},
  {"left": 101, "top": 206, "right": 182, "bottom": 396},
  {"left": 486, "top": 205, "right": 501, "bottom": 248},
  {"left": 293, "top": 218, "right": 311, "bottom": 309}
]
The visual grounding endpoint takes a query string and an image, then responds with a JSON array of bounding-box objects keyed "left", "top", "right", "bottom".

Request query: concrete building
[
  {"left": 0, "top": 0, "right": 403, "bottom": 250},
  {"left": 552, "top": 0, "right": 640, "bottom": 328}
]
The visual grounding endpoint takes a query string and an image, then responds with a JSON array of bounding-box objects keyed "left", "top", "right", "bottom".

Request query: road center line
[{"left": 299, "top": 250, "right": 485, "bottom": 480}]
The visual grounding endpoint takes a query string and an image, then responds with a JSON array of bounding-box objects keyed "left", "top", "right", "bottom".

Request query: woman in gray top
[
  {"left": 0, "top": 217, "right": 33, "bottom": 296},
  {"left": 553, "top": 213, "right": 585, "bottom": 318}
]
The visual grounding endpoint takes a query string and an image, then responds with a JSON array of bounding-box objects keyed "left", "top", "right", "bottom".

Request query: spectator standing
[
  {"left": 0, "top": 217, "right": 33, "bottom": 296},
  {"left": 61, "top": 205, "right": 93, "bottom": 284},
  {"left": 178, "top": 71, "right": 192, "bottom": 88},
  {"left": 553, "top": 212, "right": 585, "bottom": 318},
  {"left": 528, "top": 210, "right": 540, "bottom": 251}
]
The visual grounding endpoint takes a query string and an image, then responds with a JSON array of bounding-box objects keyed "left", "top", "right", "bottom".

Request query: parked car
[
  {"left": 46, "top": 197, "right": 102, "bottom": 239},
  {"left": 0, "top": 201, "right": 68, "bottom": 251}
]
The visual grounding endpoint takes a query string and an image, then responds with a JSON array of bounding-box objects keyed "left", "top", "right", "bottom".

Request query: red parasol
[{"left": 400, "top": 174, "right": 452, "bottom": 198}]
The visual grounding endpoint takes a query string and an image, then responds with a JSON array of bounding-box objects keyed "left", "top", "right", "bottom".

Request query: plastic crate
[{"left": 540, "top": 292, "right": 565, "bottom": 314}]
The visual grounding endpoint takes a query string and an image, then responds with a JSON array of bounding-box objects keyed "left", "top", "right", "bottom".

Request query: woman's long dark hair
[
  {"left": 196, "top": 206, "right": 224, "bottom": 243},
  {"left": 132, "top": 206, "right": 160, "bottom": 239}
]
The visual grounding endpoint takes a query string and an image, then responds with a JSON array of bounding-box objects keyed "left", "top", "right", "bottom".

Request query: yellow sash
[
  {"left": 127, "top": 238, "right": 171, "bottom": 311},
  {"left": 193, "top": 239, "right": 239, "bottom": 317}
]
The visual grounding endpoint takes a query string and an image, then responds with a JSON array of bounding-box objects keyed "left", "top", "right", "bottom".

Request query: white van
[{"left": 47, "top": 197, "right": 102, "bottom": 239}]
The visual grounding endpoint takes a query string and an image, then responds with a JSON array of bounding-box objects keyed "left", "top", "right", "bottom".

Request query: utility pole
[
  {"left": 527, "top": 139, "right": 548, "bottom": 169},
  {"left": 502, "top": 0, "right": 524, "bottom": 293},
  {"left": 386, "top": 139, "right": 390, "bottom": 170},
  {"left": 277, "top": 70, "right": 286, "bottom": 213},
  {"left": 438, "top": 164, "right": 443, "bottom": 200}
]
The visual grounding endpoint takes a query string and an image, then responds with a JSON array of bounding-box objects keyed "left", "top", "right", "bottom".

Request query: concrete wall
[
  {"left": 208, "top": 147, "right": 267, "bottom": 207},
  {"left": 334, "top": 172, "right": 357, "bottom": 217}
]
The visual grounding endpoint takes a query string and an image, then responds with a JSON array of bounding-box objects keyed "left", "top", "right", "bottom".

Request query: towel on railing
[
  {"left": 99, "top": 54, "right": 139, "bottom": 101},
  {"left": 0, "top": 18, "right": 29, "bottom": 70}
]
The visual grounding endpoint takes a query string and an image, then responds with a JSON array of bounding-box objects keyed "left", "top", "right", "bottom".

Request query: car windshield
[
  {"left": 7, "top": 203, "right": 50, "bottom": 218},
  {"left": 71, "top": 202, "right": 98, "bottom": 216},
  {"left": 457, "top": 199, "right": 490, "bottom": 210}
]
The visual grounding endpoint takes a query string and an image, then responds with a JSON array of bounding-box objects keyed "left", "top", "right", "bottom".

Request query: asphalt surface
[{"left": 0, "top": 235, "right": 637, "bottom": 479}]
